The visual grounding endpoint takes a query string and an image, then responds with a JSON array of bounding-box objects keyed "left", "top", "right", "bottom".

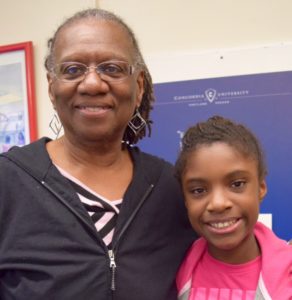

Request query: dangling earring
[
  {"left": 128, "top": 107, "right": 146, "bottom": 136},
  {"left": 49, "top": 112, "right": 62, "bottom": 139}
]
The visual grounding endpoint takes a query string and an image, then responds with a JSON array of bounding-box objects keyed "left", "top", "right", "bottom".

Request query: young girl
[{"left": 175, "top": 116, "right": 292, "bottom": 300}]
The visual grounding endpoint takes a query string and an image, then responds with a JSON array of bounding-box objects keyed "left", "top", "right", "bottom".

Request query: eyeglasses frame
[{"left": 51, "top": 60, "right": 136, "bottom": 83}]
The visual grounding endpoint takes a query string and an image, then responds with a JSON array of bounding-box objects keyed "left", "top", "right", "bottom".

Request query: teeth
[
  {"left": 210, "top": 219, "right": 237, "bottom": 229},
  {"left": 80, "top": 106, "right": 108, "bottom": 112},
  {"left": 86, "top": 107, "right": 103, "bottom": 112}
]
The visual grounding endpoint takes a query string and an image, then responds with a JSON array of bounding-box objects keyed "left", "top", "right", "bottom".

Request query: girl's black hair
[{"left": 175, "top": 115, "right": 267, "bottom": 182}]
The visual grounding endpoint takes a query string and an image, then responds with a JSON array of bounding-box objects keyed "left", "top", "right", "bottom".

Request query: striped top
[{"left": 56, "top": 166, "right": 122, "bottom": 249}]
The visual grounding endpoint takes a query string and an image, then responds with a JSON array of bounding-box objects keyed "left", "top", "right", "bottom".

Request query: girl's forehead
[
  {"left": 183, "top": 142, "right": 258, "bottom": 173},
  {"left": 189, "top": 142, "right": 250, "bottom": 159}
]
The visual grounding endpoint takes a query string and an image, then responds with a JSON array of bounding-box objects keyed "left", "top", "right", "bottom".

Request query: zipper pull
[{"left": 108, "top": 249, "right": 117, "bottom": 291}]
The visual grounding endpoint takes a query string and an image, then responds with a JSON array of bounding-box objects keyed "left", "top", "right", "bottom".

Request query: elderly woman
[{"left": 0, "top": 8, "right": 196, "bottom": 300}]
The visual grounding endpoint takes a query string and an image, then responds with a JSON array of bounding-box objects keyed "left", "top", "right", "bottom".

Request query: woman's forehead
[{"left": 53, "top": 19, "right": 134, "bottom": 61}]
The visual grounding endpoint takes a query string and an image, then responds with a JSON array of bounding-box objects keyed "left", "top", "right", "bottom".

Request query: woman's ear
[
  {"left": 135, "top": 71, "right": 145, "bottom": 107},
  {"left": 47, "top": 73, "right": 56, "bottom": 109},
  {"left": 259, "top": 179, "right": 267, "bottom": 203}
]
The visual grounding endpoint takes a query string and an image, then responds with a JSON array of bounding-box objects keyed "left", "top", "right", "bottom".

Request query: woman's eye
[
  {"left": 102, "top": 64, "right": 123, "bottom": 74},
  {"left": 63, "top": 65, "right": 84, "bottom": 75}
]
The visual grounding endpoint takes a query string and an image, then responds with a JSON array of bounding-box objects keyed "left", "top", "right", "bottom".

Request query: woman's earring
[
  {"left": 128, "top": 108, "right": 146, "bottom": 136},
  {"left": 49, "top": 112, "right": 62, "bottom": 139}
]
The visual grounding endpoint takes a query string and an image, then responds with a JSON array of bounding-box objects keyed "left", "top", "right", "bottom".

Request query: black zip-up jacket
[{"left": 0, "top": 138, "right": 196, "bottom": 300}]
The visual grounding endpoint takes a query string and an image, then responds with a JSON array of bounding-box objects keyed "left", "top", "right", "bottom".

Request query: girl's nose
[{"left": 207, "top": 190, "right": 232, "bottom": 213}]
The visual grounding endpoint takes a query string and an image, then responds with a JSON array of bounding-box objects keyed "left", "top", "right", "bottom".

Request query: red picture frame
[{"left": 0, "top": 41, "right": 37, "bottom": 153}]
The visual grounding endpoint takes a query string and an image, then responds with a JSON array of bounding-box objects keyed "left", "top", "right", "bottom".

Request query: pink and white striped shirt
[{"left": 56, "top": 165, "right": 122, "bottom": 248}]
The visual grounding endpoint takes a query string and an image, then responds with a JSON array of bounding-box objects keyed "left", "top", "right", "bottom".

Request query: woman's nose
[{"left": 77, "top": 69, "right": 109, "bottom": 95}]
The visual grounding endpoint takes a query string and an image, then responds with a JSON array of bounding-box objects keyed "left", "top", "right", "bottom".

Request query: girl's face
[{"left": 181, "top": 142, "right": 267, "bottom": 263}]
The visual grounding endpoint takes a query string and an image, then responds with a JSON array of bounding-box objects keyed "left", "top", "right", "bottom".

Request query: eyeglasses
[{"left": 52, "top": 60, "right": 135, "bottom": 83}]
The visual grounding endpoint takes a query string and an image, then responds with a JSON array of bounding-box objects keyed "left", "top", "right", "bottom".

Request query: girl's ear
[{"left": 259, "top": 179, "right": 267, "bottom": 203}]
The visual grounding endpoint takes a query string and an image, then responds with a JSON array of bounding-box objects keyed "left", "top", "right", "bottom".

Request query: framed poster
[{"left": 0, "top": 41, "right": 37, "bottom": 153}]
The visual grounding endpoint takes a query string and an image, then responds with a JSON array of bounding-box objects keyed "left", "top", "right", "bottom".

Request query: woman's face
[{"left": 47, "top": 19, "right": 144, "bottom": 144}]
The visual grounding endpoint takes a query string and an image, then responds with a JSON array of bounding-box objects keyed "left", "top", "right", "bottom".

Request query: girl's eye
[
  {"left": 193, "top": 187, "right": 205, "bottom": 194},
  {"left": 231, "top": 180, "right": 246, "bottom": 190},
  {"left": 189, "top": 187, "right": 207, "bottom": 197}
]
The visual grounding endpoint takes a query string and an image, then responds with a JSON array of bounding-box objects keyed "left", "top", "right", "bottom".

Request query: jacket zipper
[
  {"left": 108, "top": 249, "right": 117, "bottom": 291},
  {"left": 109, "top": 184, "right": 154, "bottom": 293}
]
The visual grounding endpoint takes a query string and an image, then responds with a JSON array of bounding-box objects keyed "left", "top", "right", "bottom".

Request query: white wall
[
  {"left": 99, "top": 0, "right": 292, "bottom": 54},
  {"left": 99, "top": 1, "right": 292, "bottom": 82},
  {"left": 1, "top": 0, "right": 292, "bottom": 137}
]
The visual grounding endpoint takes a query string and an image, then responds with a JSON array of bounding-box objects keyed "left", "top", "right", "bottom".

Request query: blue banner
[{"left": 140, "top": 71, "right": 292, "bottom": 240}]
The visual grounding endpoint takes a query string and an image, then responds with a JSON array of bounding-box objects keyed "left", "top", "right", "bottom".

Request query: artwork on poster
[{"left": 0, "top": 41, "right": 37, "bottom": 153}]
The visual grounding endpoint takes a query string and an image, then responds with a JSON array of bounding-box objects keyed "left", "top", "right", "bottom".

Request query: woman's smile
[{"left": 76, "top": 104, "right": 113, "bottom": 117}]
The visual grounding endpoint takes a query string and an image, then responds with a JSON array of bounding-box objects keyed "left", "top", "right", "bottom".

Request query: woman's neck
[
  {"left": 46, "top": 135, "right": 134, "bottom": 200},
  {"left": 47, "top": 135, "right": 128, "bottom": 169}
]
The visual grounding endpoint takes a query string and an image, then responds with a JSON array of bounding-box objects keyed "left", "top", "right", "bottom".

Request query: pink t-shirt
[{"left": 190, "top": 249, "right": 261, "bottom": 300}]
